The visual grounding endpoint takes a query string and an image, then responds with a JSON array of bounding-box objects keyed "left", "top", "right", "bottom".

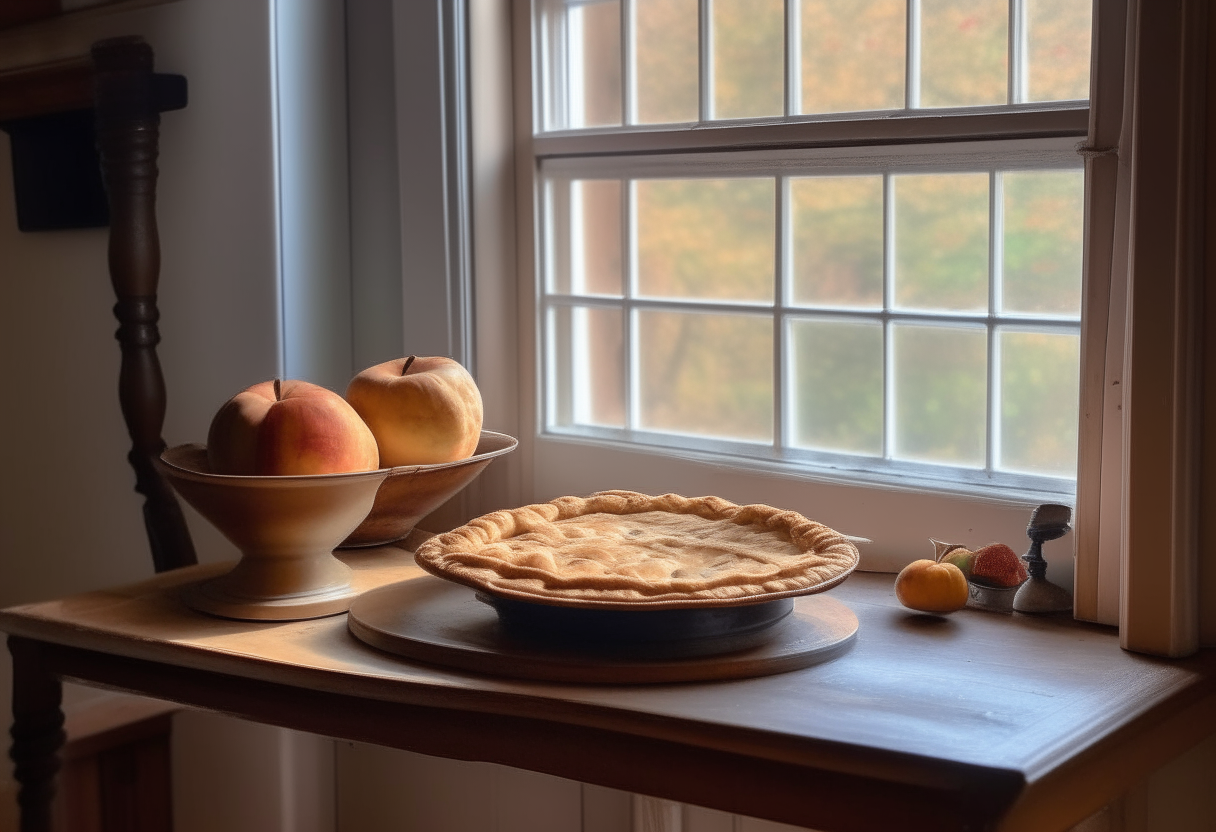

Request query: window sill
[
  {"left": 539, "top": 427, "right": 1077, "bottom": 507},
  {"left": 532, "top": 105, "right": 1089, "bottom": 157}
]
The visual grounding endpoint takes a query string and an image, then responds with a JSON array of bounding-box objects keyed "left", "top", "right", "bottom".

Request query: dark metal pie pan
[{"left": 475, "top": 592, "right": 795, "bottom": 660}]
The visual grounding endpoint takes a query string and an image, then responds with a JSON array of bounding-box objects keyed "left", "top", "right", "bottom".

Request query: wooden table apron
[{"left": 4, "top": 553, "right": 1216, "bottom": 832}]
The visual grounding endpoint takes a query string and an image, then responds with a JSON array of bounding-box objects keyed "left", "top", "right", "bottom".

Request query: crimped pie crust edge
[{"left": 413, "top": 490, "right": 860, "bottom": 609}]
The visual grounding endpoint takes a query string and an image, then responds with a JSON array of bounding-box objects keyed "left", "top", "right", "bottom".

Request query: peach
[
  {"left": 345, "top": 355, "right": 483, "bottom": 466},
  {"left": 895, "top": 559, "right": 969, "bottom": 614},
  {"left": 207, "top": 379, "right": 379, "bottom": 476}
]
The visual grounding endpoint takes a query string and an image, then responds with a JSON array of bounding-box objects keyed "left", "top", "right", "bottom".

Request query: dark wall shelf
[{"left": 0, "top": 52, "right": 185, "bottom": 231}]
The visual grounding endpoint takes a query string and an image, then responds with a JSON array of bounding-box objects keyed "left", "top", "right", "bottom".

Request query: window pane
[
  {"left": 574, "top": 180, "right": 623, "bottom": 295},
  {"left": 571, "top": 1, "right": 622, "bottom": 128},
  {"left": 636, "top": 179, "right": 775, "bottom": 303},
  {"left": 636, "top": 0, "right": 699, "bottom": 124},
  {"left": 919, "top": 0, "right": 1007, "bottom": 108},
  {"left": 800, "top": 0, "right": 905, "bottom": 114},
  {"left": 1025, "top": 0, "right": 1092, "bottom": 102},
  {"left": 550, "top": 306, "right": 626, "bottom": 428},
  {"left": 894, "top": 173, "right": 989, "bottom": 312},
  {"left": 1002, "top": 170, "right": 1083, "bottom": 316},
  {"left": 894, "top": 324, "right": 987, "bottom": 466},
  {"left": 713, "top": 0, "right": 784, "bottom": 119},
  {"left": 999, "top": 330, "right": 1079, "bottom": 477},
  {"left": 638, "top": 310, "right": 773, "bottom": 441},
  {"left": 790, "top": 176, "right": 884, "bottom": 308},
  {"left": 791, "top": 318, "right": 883, "bottom": 454}
]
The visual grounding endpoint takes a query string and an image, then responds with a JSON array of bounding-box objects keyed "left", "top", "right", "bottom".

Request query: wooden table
[{"left": 4, "top": 545, "right": 1215, "bottom": 832}]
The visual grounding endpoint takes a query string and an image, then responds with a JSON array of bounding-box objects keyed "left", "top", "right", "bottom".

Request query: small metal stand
[{"left": 1013, "top": 504, "right": 1073, "bottom": 614}]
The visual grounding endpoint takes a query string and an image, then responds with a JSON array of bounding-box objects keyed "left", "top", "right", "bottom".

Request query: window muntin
[
  {"left": 539, "top": 0, "right": 1091, "bottom": 131},
  {"left": 541, "top": 148, "right": 1082, "bottom": 495},
  {"left": 534, "top": 0, "right": 1090, "bottom": 502}
]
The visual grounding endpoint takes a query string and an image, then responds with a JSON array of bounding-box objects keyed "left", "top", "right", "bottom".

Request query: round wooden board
[{"left": 348, "top": 576, "right": 858, "bottom": 684}]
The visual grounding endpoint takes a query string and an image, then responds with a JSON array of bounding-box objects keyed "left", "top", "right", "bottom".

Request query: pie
[{"left": 413, "top": 490, "right": 860, "bottom": 609}]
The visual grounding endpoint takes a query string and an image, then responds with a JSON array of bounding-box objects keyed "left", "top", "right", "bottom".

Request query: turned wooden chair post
[
  {"left": 92, "top": 37, "right": 195, "bottom": 573},
  {"left": 6, "top": 36, "right": 191, "bottom": 832},
  {"left": 8, "top": 639, "right": 64, "bottom": 832}
]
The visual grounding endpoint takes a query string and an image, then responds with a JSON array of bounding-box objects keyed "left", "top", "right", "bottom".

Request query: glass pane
[
  {"left": 713, "top": 0, "right": 784, "bottom": 119},
  {"left": 894, "top": 173, "right": 989, "bottom": 312},
  {"left": 999, "top": 330, "right": 1079, "bottom": 476},
  {"left": 920, "top": 0, "right": 1007, "bottom": 108},
  {"left": 636, "top": 0, "right": 699, "bottom": 124},
  {"left": 791, "top": 176, "right": 884, "bottom": 308},
  {"left": 638, "top": 310, "right": 773, "bottom": 441},
  {"left": 636, "top": 179, "right": 775, "bottom": 302},
  {"left": 894, "top": 324, "right": 987, "bottom": 466},
  {"left": 1002, "top": 170, "right": 1083, "bottom": 316},
  {"left": 573, "top": 180, "right": 623, "bottom": 295},
  {"left": 1025, "top": 0, "right": 1091, "bottom": 102},
  {"left": 791, "top": 319, "right": 883, "bottom": 454},
  {"left": 571, "top": 1, "right": 622, "bottom": 128},
  {"left": 800, "top": 0, "right": 905, "bottom": 114},
  {"left": 549, "top": 306, "right": 625, "bottom": 428}
]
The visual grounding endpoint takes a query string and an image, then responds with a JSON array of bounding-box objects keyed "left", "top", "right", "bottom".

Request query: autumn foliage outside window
[{"left": 537, "top": 0, "right": 1091, "bottom": 497}]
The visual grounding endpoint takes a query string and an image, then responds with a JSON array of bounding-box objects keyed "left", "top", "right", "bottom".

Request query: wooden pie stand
[{"left": 348, "top": 577, "right": 859, "bottom": 685}]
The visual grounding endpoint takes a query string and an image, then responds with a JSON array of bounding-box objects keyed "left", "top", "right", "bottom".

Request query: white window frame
[
  {"left": 465, "top": 0, "right": 1212, "bottom": 655},
  {"left": 538, "top": 145, "right": 1085, "bottom": 501},
  {"left": 490, "top": 0, "right": 1092, "bottom": 582}
]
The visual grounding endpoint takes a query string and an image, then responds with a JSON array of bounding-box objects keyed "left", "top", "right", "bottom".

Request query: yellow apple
[
  {"left": 894, "top": 559, "right": 969, "bottom": 614},
  {"left": 207, "top": 379, "right": 379, "bottom": 476},
  {"left": 344, "top": 355, "right": 483, "bottom": 466}
]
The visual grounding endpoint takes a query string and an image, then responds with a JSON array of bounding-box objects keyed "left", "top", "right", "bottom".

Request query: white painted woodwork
[
  {"left": 275, "top": 0, "right": 353, "bottom": 393},
  {"left": 530, "top": 439, "right": 1073, "bottom": 580},
  {"left": 336, "top": 745, "right": 582, "bottom": 832},
  {"left": 347, "top": 0, "right": 406, "bottom": 372},
  {"left": 467, "top": 0, "right": 525, "bottom": 518},
  {"left": 1072, "top": 0, "right": 1127, "bottom": 628},
  {"left": 1119, "top": 0, "right": 1206, "bottom": 657},
  {"left": 683, "top": 804, "right": 735, "bottom": 832},
  {"left": 173, "top": 712, "right": 334, "bottom": 832},
  {"left": 531, "top": 108, "right": 1088, "bottom": 157},
  {"left": 583, "top": 784, "right": 633, "bottom": 832},
  {"left": 633, "top": 795, "right": 683, "bottom": 832},
  {"left": 391, "top": 0, "right": 467, "bottom": 363}
]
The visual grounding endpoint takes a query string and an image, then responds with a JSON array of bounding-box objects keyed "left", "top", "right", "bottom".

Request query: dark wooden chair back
[{"left": 92, "top": 37, "right": 196, "bottom": 572}]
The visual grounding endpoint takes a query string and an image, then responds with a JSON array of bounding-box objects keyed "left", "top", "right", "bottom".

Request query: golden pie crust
[{"left": 413, "top": 490, "right": 859, "bottom": 609}]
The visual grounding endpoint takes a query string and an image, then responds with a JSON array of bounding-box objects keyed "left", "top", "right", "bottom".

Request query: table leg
[{"left": 8, "top": 637, "right": 64, "bottom": 832}]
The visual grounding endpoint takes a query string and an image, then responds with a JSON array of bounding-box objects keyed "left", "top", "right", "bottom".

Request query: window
[{"left": 531, "top": 0, "right": 1092, "bottom": 503}]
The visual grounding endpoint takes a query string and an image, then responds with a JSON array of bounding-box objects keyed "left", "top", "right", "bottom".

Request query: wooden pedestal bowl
[
  {"left": 340, "top": 430, "right": 518, "bottom": 548},
  {"left": 157, "top": 444, "right": 389, "bottom": 621}
]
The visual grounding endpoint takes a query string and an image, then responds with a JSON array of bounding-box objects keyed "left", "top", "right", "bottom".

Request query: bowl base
[{"left": 183, "top": 572, "right": 359, "bottom": 621}]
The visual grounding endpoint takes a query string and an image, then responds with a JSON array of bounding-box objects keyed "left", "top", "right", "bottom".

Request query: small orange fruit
[{"left": 895, "top": 559, "right": 969, "bottom": 614}]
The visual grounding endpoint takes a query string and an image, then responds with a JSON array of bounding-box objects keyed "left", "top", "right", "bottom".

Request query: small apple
[
  {"left": 939, "top": 547, "right": 975, "bottom": 578},
  {"left": 345, "top": 355, "right": 483, "bottom": 466},
  {"left": 207, "top": 379, "right": 379, "bottom": 476},
  {"left": 895, "top": 559, "right": 969, "bottom": 614}
]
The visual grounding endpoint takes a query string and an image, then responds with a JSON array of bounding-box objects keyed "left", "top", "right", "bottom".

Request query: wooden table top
[{"left": 3, "top": 545, "right": 1214, "bottom": 832}]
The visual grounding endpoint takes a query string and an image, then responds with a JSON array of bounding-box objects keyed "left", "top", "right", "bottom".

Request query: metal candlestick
[{"left": 1013, "top": 503, "right": 1073, "bottom": 614}]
